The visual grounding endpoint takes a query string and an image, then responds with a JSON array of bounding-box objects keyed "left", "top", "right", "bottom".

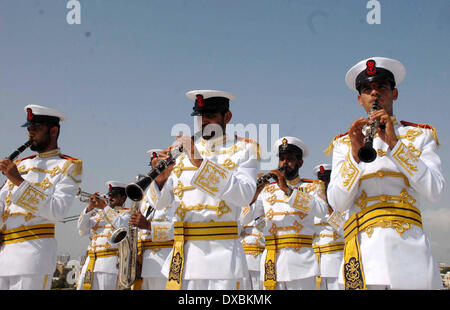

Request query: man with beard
[
  {"left": 0, "top": 104, "right": 82, "bottom": 290},
  {"left": 250, "top": 137, "right": 328, "bottom": 290},
  {"left": 146, "top": 89, "right": 259, "bottom": 290},
  {"left": 76, "top": 181, "right": 130, "bottom": 290},
  {"left": 326, "top": 57, "right": 444, "bottom": 290}
]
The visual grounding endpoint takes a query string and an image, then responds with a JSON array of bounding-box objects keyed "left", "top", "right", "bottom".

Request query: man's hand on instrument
[
  {"left": 269, "top": 169, "right": 290, "bottom": 196},
  {"left": 153, "top": 149, "right": 175, "bottom": 190},
  {"left": 0, "top": 158, "right": 24, "bottom": 187},
  {"left": 176, "top": 135, "right": 203, "bottom": 168},
  {"left": 129, "top": 210, "right": 151, "bottom": 230},
  {"left": 87, "top": 192, "right": 106, "bottom": 211},
  {"left": 349, "top": 118, "right": 369, "bottom": 163},
  {"left": 369, "top": 109, "right": 398, "bottom": 149},
  {"left": 250, "top": 173, "right": 268, "bottom": 205}
]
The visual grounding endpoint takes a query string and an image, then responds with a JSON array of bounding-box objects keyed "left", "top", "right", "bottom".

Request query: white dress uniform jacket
[
  {"left": 147, "top": 135, "right": 258, "bottom": 288},
  {"left": 0, "top": 149, "right": 82, "bottom": 277},
  {"left": 327, "top": 117, "right": 444, "bottom": 289},
  {"left": 239, "top": 215, "right": 265, "bottom": 290},
  {"left": 252, "top": 178, "right": 328, "bottom": 289},
  {"left": 313, "top": 213, "right": 345, "bottom": 289},
  {"left": 139, "top": 196, "right": 174, "bottom": 289}
]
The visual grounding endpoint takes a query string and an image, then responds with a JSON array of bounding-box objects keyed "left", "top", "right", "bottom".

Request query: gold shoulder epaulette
[
  {"left": 13, "top": 154, "right": 37, "bottom": 165},
  {"left": 324, "top": 132, "right": 349, "bottom": 156},
  {"left": 59, "top": 154, "right": 83, "bottom": 176},
  {"left": 235, "top": 135, "right": 261, "bottom": 160},
  {"left": 400, "top": 121, "right": 440, "bottom": 147}
]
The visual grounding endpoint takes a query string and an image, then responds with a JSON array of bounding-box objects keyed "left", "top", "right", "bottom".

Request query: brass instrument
[
  {"left": 75, "top": 188, "right": 109, "bottom": 204},
  {"left": 109, "top": 195, "right": 141, "bottom": 289},
  {"left": 8, "top": 139, "right": 33, "bottom": 161},
  {"left": 358, "top": 100, "right": 385, "bottom": 163}
]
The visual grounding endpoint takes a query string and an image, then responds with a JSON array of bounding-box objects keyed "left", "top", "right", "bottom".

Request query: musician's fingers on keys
[
  {"left": 349, "top": 118, "right": 367, "bottom": 137},
  {"left": 0, "top": 159, "right": 21, "bottom": 183},
  {"left": 268, "top": 169, "right": 279, "bottom": 181}
]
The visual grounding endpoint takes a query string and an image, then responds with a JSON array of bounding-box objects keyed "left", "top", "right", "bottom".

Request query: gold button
[
  {"left": 377, "top": 171, "right": 385, "bottom": 178},
  {"left": 380, "top": 195, "right": 388, "bottom": 202}
]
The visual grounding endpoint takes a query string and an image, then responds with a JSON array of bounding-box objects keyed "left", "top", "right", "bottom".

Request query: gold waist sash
[
  {"left": 343, "top": 202, "right": 422, "bottom": 290},
  {"left": 82, "top": 248, "right": 118, "bottom": 290},
  {"left": 137, "top": 239, "right": 174, "bottom": 255},
  {"left": 313, "top": 242, "right": 345, "bottom": 289},
  {"left": 1, "top": 224, "right": 55, "bottom": 245},
  {"left": 313, "top": 242, "right": 345, "bottom": 256},
  {"left": 263, "top": 234, "right": 313, "bottom": 290},
  {"left": 166, "top": 221, "right": 238, "bottom": 290},
  {"left": 243, "top": 243, "right": 265, "bottom": 255}
]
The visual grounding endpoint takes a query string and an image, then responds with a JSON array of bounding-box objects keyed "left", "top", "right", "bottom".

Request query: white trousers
[
  {"left": 268, "top": 276, "right": 316, "bottom": 290},
  {"left": 76, "top": 272, "right": 118, "bottom": 290},
  {"left": 0, "top": 274, "right": 52, "bottom": 290},
  {"left": 142, "top": 277, "right": 167, "bottom": 290},
  {"left": 319, "top": 277, "right": 343, "bottom": 290},
  {"left": 242, "top": 270, "right": 262, "bottom": 290},
  {"left": 180, "top": 279, "right": 244, "bottom": 290}
]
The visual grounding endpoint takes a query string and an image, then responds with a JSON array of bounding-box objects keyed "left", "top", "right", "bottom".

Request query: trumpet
[
  {"left": 358, "top": 100, "right": 385, "bottom": 163},
  {"left": 126, "top": 132, "right": 201, "bottom": 202},
  {"left": 256, "top": 167, "right": 285, "bottom": 187},
  {"left": 75, "top": 188, "right": 109, "bottom": 204}
]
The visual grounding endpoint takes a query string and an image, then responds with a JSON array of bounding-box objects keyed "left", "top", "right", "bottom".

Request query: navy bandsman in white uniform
[
  {"left": 251, "top": 137, "right": 328, "bottom": 290},
  {"left": 129, "top": 148, "right": 174, "bottom": 290},
  {"left": 76, "top": 181, "right": 130, "bottom": 290},
  {"left": 0, "top": 105, "right": 82, "bottom": 290},
  {"left": 239, "top": 205, "right": 265, "bottom": 290},
  {"left": 147, "top": 90, "right": 259, "bottom": 290},
  {"left": 326, "top": 57, "right": 444, "bottom": 290},
  {"left": 311, "top": 164, "right": 345, "bottom": 290}
]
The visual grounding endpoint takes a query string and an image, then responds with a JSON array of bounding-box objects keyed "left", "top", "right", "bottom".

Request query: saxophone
[{"left": 109, "top": 199, "right": 141, "bottom": 289}]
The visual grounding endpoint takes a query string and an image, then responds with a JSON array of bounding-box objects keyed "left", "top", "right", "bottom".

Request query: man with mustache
[
  {"left": 0, "top": 104, "right": 82, "bottom": 290},
  {"left": 326, "top": 57, "right": 444, "bottom": 290},
  {"left": 76, "top": 181, "right": 130, "bottom": 290},
  {"left": 251, "top": 137, "right": 328, "bottom": 290},
  {"left": 147, "top": 90, "right": 259, "bottom": 290}
]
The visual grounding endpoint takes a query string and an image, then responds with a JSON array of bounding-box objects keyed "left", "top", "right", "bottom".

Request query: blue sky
[{"left": 1, "top": 0, "right": 449, "bottom": 263}]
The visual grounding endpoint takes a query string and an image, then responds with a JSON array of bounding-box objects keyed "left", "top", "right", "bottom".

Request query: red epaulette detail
[
  {"left": 400, "top": 120, "right": 432, "bottom": 129},
  {"left": 15, "top": 154, "right": 37, "bottom": 163},
  {"left": 324, "top": 132, "right": 349, "bottom": 156},
  {"left": 334, "top": 132, "right": 349, "bottom": 140},
  {"left": 268, "top": 181, "right": 277, "bottom": 184},
  {"left": 301, "top": 178, "right": 314, "bottom": 183},
  {"left": 400, "top": 120, "right": 440, "bottom": 146},
  {"left": 59, "top": 154, "right": 80, "bottom": 161}
]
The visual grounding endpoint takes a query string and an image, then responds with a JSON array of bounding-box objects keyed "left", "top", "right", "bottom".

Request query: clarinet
[
  {"left": 125, "top": 132, "right": 202, "bottom": 202},
  {"left": 8, "top": 139, "right": 33, "bottom": 161},
  {"left": 256, "top": 167, "right": 285, "bottom": 187},
  {"left": 358, "top": 100, "right": 384, "bottom": 163}
]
